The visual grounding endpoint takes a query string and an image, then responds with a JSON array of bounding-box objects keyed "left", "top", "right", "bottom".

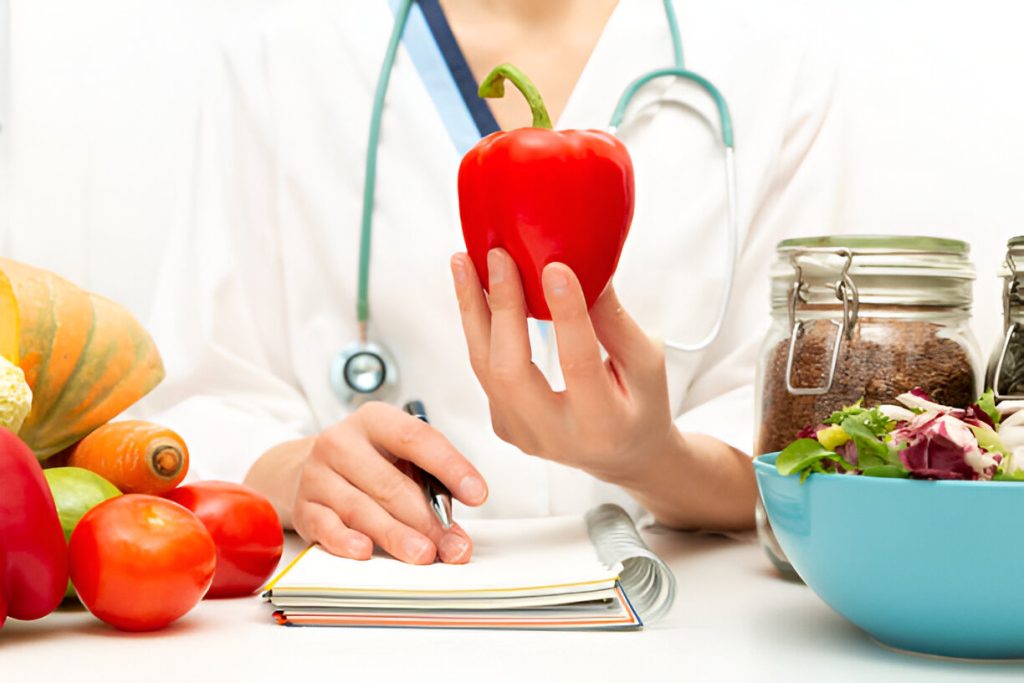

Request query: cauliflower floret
[{"left": 0, "top": 355, "right": 32, "bottom": 433}]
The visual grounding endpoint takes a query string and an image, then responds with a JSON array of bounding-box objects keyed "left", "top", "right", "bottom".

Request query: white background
[
  {"left": 4, "top": 6, "right": 1024, "bottom": 676},
  {"left": 3, "top": 0, "right": 1024, "bottom": 350}
]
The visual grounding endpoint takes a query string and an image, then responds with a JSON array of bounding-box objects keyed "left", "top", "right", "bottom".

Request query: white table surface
[{"left": 4, "top": 529, "right": 1023, "bottom": 682}]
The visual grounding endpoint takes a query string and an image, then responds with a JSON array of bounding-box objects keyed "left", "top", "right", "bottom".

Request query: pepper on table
[{"left": 0, "top": 427, "right": 68, "bottom": 628}]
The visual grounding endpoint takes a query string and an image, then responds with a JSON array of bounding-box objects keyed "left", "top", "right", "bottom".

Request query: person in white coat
[{"left": 143, "top": 0, "right": 841, "bottom": 564}]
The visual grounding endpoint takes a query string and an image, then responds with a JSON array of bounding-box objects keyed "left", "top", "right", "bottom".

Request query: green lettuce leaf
[
  {"left": 826, "top": 401, "right": 892, "bottom": 433},
  {"left": 777, "top": 439, "right": 856, "bottom": 481},
  {"left": 971, "top": 424, "right": 1009, "bottom": 457},
  {"left": 823, "top": 400, "right": 865, "bottom": 427},
  {"left": 977, "top": 389, "right": 1001, "bottom": 427},
  {"left": 841, "top": 413, "right": 893, "bottom": 469},
  {"left": 777, "top": 439, "right": 836, "bottom": 476},
  {"left": 861, "top": 465, "right": 909, "bottom": 478}
]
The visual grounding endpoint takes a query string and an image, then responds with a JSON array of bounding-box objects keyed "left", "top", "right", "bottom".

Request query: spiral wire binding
[{"left": 585, "top": 504, "right": 677, "bottom": 624}]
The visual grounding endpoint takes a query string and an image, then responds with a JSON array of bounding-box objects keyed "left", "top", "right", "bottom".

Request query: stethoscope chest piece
[{"left": 330, "top": 340, "right": 399, "bottom": 406}]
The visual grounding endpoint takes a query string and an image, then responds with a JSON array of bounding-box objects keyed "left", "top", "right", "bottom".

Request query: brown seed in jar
[{"left": 756, "top": 318, "right": 977, "bottom": 455}]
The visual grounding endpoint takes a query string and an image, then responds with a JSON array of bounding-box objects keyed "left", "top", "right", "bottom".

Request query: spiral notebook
[{"left": 263, "top": 504, "right": 676, "bottom": 630}]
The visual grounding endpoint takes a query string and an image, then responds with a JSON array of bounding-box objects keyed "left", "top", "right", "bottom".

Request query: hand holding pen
[{"left": 288, "top": 401, "right": 487, "bottom": 565}]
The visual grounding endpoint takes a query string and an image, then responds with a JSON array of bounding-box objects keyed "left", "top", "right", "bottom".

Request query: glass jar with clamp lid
[{"left": 755, "top": 235, "right": 982, "bottom": 578}]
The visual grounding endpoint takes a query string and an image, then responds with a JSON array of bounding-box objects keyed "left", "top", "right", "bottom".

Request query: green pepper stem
[{"left": 478, "top": 63, "right": 553, "bottom": 129}]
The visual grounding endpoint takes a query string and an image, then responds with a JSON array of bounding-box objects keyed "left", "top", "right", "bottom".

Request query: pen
[{"left": 402, "top": 400, "right": 453, "bottom": 530}]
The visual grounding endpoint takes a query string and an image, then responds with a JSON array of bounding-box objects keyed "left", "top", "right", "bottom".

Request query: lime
[{"left": 44, "top": 467, "right": 121, "bottom": 599}]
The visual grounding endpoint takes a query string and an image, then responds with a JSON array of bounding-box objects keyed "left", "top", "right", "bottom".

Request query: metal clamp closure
[
  {"left": 995, "top": 250, "right": 1024, "bottom": 400},
  {"left": 785, "top": 249, "right": 860, "bottom": 396},
  {"left": 993, "top": 322, "right": 1024, "bottom": 401},
  {"left": 1003, "top": 251, "right": 1022, "bottom": 331}
]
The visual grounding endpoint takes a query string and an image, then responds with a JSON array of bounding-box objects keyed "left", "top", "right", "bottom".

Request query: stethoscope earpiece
[{"left": 330, "top": 340, "right": 399, "bottom": 406}]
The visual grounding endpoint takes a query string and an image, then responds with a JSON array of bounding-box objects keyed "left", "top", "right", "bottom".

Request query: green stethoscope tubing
[
  {"left": 354, "top": 0, "right": 738, "bottom": 353},
  {"left": 606, "top": 2, "right": 739, "bottom": 352},
  {"left": 357, "top": 0, "right": 416, "bottom": 333}
]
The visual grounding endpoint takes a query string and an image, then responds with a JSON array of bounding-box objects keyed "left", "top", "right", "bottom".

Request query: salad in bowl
[
  {"left": 756, "top": 388, "right": 1024, "bottom": 659},
  {"left": 776, "top": 388, "right": 1024, "bottom": 483}
]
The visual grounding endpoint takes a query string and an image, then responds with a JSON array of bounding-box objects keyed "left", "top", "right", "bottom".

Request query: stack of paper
[{"left": 264, "top": 515, "right": 645, "bottom": 630}]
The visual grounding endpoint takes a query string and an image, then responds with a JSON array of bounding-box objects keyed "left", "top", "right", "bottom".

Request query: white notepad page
[{"left": 269, "top": 515, "right": 621, "bottom": 596}]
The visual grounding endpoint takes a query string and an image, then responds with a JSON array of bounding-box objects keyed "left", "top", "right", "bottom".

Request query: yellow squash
[{"left": 0, "top": 268, "right": 19, "bottom": 364}]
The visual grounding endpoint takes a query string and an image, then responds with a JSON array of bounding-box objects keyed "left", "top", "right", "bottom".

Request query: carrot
[{"left": 67, "top": 420, "right": 188, "bottom": 495}]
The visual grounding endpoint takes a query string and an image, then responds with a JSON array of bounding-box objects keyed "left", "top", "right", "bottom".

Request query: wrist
[
  {"left": 590, "top": 424, "right": 685, "bottom": 491},
  {"left": 244, "top": 436, "right": 314, "bottom": 530}
]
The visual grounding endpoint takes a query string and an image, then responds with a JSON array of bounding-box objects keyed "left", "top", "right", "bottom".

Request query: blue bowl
[{"left": 754, "top": 452, "right": 1024, "bottom": 660}]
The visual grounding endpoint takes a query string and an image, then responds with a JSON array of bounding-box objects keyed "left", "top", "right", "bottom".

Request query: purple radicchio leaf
[
  {"left": 796, "top": 423, "right": 828, "bottom": 440},
  {"left": 895, "top": 414, "right": 995, "bottom": 480},
  {"left": 835, "top": 440, "right": 859, "bottom": 468},
  {"left": 795, "top": 424, "right": 817, "bottom": 440},
  {"left": 909, "top": 387, "right": 935, "bottom": 402},
  {"left": 897, "top": 389, "right": 964, "bottom": 418},
  {"left": 963, "top": 404, "right": 995, "bottom": 430}
]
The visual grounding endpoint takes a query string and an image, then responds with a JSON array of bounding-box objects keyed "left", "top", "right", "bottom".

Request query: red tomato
[
  {"left": 164, "top": 482, "right": 284, "bottom": 598},
  {"left": 69, "top": 495, "right": 216, "bottom": 631}
]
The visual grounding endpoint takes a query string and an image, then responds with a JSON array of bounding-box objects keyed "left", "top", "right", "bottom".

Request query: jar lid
[
  {"left": 1001, "top": 236, "right": 1024, "bottom": 277},
  {"left": 772, "top": 234, "right": 975, "bottom": 309},
  {"left": 778, "top": 235, "right": 969, "bottom": 254}
]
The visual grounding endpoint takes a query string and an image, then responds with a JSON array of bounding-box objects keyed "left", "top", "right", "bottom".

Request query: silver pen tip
[{"left": 432, "top": 496, "right": 453, "bottom": 530}]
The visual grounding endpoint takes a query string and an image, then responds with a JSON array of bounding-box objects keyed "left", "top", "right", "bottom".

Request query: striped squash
[{"left": 0, "top": 259, "right": 165, "bottom": 460}]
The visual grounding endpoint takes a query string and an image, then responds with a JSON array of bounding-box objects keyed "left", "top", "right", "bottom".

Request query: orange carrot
[{"left": 68, "top": 420, "right": 188, "bottom": 495}]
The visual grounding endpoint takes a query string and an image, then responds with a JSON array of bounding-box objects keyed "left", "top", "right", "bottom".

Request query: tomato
[
  {"left": 164, "top": 481, "right": 284, "bottom": 598},
  {"left": 69, "top": 495, "right": 216, "bottom": 631}
]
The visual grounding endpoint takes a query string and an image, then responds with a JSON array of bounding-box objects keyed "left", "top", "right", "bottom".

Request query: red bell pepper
[
  {"left": 0, "top": 427, "right": 68, "bottom": 627},
  {"left": 458, "top": 63, "right": 635, "bottom": 320}
]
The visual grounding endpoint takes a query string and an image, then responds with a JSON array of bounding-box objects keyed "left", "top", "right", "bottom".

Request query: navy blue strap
[{"left": 417, "top": 0, "right": 501, "bottom": 138}]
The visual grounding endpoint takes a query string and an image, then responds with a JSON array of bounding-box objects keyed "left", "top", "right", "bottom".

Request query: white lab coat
[{"left": 140, "top": 0, "right": 841, "bottom": 519}]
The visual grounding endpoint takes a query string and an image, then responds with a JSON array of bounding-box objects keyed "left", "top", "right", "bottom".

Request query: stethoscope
[{"left": 331, "top": 0, "right": 739, "bottom": 406}]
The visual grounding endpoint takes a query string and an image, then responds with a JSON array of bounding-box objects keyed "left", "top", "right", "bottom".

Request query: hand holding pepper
[
  {"left": 455, "top": 63, "right": 671, "bottom": 492},
  {"left": 452, "top": 65, "right": 757, "bottom": 530}
]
